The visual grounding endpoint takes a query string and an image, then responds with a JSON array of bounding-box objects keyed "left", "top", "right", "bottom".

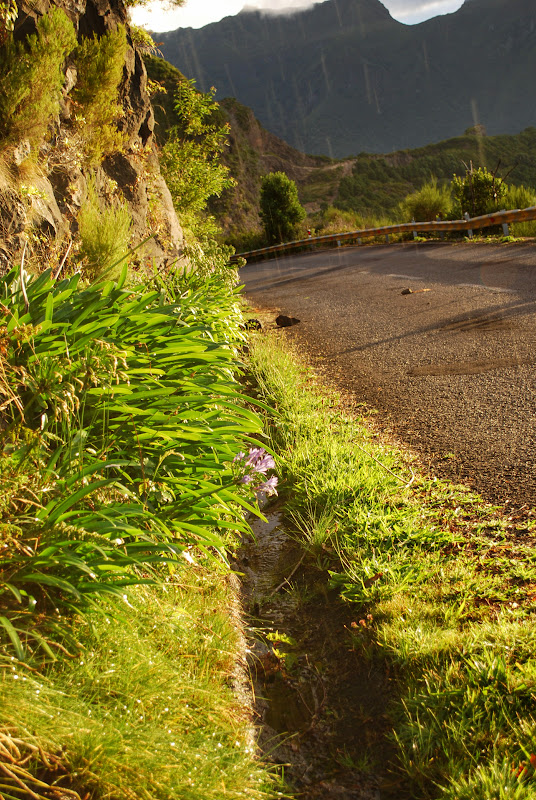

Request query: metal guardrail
[{"left": 234, "top": 206, "right": 536, "bottom": 262}]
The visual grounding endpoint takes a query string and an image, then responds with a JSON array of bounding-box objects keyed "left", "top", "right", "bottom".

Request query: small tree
[
  {"left": 259, "top": 171, "right": 306, "bottom": 244},
  {"left": 451, "top": 164, "right": 508, "bottom": 217},
  {"left": 160, "top": 79, "right": 235, "bottom": 222}
]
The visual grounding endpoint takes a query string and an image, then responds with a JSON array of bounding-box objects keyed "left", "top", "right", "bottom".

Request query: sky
[{"left": 131, "top": 0, "right": 466, "bottom": 33}]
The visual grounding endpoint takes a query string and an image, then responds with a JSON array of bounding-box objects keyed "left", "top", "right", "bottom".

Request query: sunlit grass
[
  {"left": 0, "top": 562, "right": 279, "bottom": 800},
  {"left": 248, "top": 331, "right": 536, "bottom": 799}
]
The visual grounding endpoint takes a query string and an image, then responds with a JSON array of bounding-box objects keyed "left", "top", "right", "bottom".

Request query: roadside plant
[
  {"left": 451, "top": 163, "right": 508, "bottom": 217},
  {"left": 0, "top": 259, "right": 265, "bottom": 660},
  {"left": 506, "top": 184, "right": 536, "bottom": 236},
  {"left": 399, "top": 176, "right": 452, "bottom": 221}
]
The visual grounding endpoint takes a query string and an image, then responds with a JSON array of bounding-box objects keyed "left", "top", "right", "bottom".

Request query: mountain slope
[{"left": 156, "top": 0, "right": 536, "bottom": 157}]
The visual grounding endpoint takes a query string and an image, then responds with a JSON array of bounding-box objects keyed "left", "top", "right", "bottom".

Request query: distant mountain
[{"left": 156, "top": 0, "right": 536, "bottom": 157}]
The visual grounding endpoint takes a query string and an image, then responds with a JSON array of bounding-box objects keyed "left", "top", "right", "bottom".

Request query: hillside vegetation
[
  {"left": 143, "top": 57, "right": 536, "bottom": 248},
  {"left": 197, "top": 99, "right": 536, "bottom": 245},
  {"left": 333, "top": 127, "right": 536, "bottom": 218}
]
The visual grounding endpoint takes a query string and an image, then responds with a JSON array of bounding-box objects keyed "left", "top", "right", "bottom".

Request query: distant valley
[{"left": 156, "top": 0, "right": 536, "bottom": 158}]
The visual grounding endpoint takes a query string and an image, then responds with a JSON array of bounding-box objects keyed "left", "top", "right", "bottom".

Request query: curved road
[{"left": 241, "top": 241, "right": 536, "bottom": 511}]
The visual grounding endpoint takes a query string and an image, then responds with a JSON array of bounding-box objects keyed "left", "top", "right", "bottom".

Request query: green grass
[
  {"left": 248, "top": 332, "right": 536, "bottom": 799},
  {"left": 0, "top": 561, "right": 279, "bottom": 800}
]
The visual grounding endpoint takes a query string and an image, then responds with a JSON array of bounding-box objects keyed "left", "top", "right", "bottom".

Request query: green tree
[
  {"left": 259, "top": 171, "right": 306, "bottom": 244},
  {"left": 451, "top": 164, "right": 507, "bottom": 217}
]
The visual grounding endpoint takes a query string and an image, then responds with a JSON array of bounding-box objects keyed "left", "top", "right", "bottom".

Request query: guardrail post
[
  {"left": 499, "top": 212, "right": 509, "bottom": 236},
  {"left": 412, "top": 219, "right": 418, "bottom": 240},
  {"left": 464, "top": 212, "right": 473, "bottom": 239},
  {"left": 358, "top": 237, "right": 362, "bottom": 245},
  {"left": 337, "top": 240, "right": 341, "bottom": 248},
  {"left": 385, "top": 234, "right": 389, "bottom": 243}
]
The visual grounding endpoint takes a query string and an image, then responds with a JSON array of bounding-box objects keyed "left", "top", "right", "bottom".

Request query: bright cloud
[
  {"left": 387, "top": 0, "right": 464, "bottom": 23},
  {"left": 130, "top": 0, "right": 465, "bottom": 33}
]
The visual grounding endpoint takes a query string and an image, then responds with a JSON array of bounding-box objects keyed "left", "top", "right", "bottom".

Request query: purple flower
[
  {"left": 253, "top": 453, "right": 275, "bottom": 474},
  {"left": 234, "top": 446, "right": 278, "bottom": 495},
  {"left": 244, "top": 447, "right": 264, "bottom": 467},
  {"left": 244, "top": 447, "right": 275, "bottom": 474},
  {"left": 258, "top": 476, "right": 278, "bottom": 496}
]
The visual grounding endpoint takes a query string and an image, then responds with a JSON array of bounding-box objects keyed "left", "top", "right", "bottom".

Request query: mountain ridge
[{"left": 155, "top": 0, "right": 536, "bottom": 157}]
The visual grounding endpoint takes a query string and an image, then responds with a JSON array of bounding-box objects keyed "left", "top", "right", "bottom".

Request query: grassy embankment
[
  {"left": 0, "top": 261, "right": 283, "bottom": 799},
  {"left": 248, "top": 332, "right": 536, "bottom": 800}
]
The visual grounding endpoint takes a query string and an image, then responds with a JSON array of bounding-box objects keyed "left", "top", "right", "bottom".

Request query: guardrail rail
[{"left": 234, "top": 206, "right": 536, "bottom": 263}]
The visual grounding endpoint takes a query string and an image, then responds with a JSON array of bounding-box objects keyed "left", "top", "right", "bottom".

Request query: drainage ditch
[{"left": 235, "top": 503, "right": 402, "bottom": 799}]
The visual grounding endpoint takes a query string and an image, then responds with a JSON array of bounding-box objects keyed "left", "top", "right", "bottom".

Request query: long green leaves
[{"left": 0, "top": 264, "right": 263, "bottom": 660}]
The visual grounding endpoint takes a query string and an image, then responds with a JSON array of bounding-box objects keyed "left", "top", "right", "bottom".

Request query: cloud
[
  {"left": 244, "top": 0, "right": 324, "bottom": 11},
  {"left": 385, "top": 0, "right": 464, "bottom": 23},
  {"left": 130, "top": 0, "right": 465, "bottom": 32},
  {"left": 244, "top": 0, "right": 464, "bottom": 21}
]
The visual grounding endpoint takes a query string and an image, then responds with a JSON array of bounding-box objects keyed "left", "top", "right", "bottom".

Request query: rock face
[{"left": 0, "top": 0, "right": 185, "bottom": 275}]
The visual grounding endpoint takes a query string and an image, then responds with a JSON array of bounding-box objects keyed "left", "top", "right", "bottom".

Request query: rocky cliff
[{"left": 0, "top": 0, "right": 185, "bottom": 276}]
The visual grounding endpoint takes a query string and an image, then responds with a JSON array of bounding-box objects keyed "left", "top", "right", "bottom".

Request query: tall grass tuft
[{"left": 76, "top": 175, "right": 132, "bottom": 280}]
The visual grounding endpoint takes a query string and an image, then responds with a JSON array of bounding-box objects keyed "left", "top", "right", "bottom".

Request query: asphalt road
[{"left": 241, "top": 241, "right": 536, "bottom": 510}]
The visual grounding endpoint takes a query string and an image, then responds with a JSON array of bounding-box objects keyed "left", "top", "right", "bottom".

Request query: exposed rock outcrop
[{"left": 0, "top": 0, "right": 185, "bottom": 275}]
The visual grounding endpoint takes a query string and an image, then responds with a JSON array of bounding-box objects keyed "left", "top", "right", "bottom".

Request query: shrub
[
  {"left": 505, "top": 184, "right": 536, "bottom": 237},
  {"left": 259, "top": 171, "right": 306, "bottom": 244},
  {"left": 504, "top": 183, "right": 536, "bottom": 211},
  {"left": 451, "top": 164, "right": 508, "bottom": 217},
  {"left": 160, "top": 79, "right": 235, "bottom": 232},
  {"left": 0, "top": 7, "right": 76, "bottom": 148},
  {"left": 72, "top": 26, "right": 127, "bottom": 164},
  {"left": 315, "top": 205, "right": 364, "bottom": 234},
  {"left": 399, "top": 177, "right": 452, "bottom": 222},
  {"left": 76, "top": 176, "right": 132, "bottom": 280}
]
